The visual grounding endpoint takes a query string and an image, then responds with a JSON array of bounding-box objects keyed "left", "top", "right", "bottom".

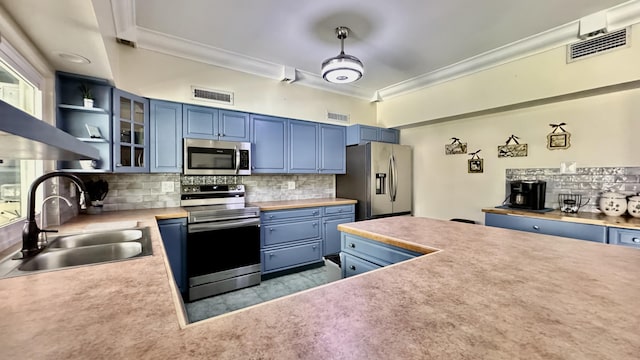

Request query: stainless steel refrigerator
[{"left": 336, "top": 142, "right": 412, "bottom": 221}]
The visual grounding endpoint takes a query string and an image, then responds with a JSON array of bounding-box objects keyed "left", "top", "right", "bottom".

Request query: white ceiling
[{"left": 1, "top": 0, "right": 638, "bottom": 101}]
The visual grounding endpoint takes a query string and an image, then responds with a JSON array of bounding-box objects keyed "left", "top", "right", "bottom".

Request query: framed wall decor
[
  {"left": 547, "top": 123, "right": 571, "bottom": 150},
  {"left": 445, "top": 137, "right": 467, "bottom": 155},
  {"left": 468, "top": 149, "right": 483, "bottom": 173},
  {"left": 498, "top": 134, "right": 527, "bottom": 158},
  {"left": 468, "top": 159, "right": 483, "bottom": 173}
]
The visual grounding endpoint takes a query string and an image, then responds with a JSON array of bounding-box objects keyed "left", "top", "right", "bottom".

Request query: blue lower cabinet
[
  {"left": 608, "top": 227, "right": 640, "bottom": 248},
  {"left": 157, "top": 218, "right": 187, "bottom": 296},
  {"left": 485, "top": 213, "right": 607, "bottom": 243},
  {"left": 262, "top": 241, "right": 322, "bottom": 273},
  {"left": 340, "top": 232, "right": 420, "bottom": 278},
  {"left": 341, "top": 252, "right": 382, "bottom": 277},
  {"left": 260, "top": 207, "right": 323, "bottom": 275}
]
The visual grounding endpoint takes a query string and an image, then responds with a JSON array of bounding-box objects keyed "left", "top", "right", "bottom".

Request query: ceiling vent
[
  {"left": 116, "top": 37, "right": 136, "bottom": 48},
  {"left": 327, "top": 111, "right": 350, "bottom": 123},
  {"left": 567, "top": 27, "right": 629, "bottom": 63},
  {"left": 191, "top": 86, "right": 234, "bottom": 105}
]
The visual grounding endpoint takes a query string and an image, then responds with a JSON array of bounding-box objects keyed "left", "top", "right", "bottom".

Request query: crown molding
[
  {"left": 135, "top": 27, "right": 371, "bottom": 100},
  {"left": 110, "top": 0, "right": 137, "bottom": 42},
  {"left": 377, "top": 0, "right": 640, "bottom": 101},
  {"left": 113, "top": 0, "right": 640, "bottom": 103}
]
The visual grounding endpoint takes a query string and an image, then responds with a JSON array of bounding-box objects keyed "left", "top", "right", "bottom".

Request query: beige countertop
[
  {"left": 251, "top": 197, "right": 357, "bottom": 211},
  {"left": 483, "top": 206, "right": 640, "bottom": 229},
  {"left": 1, "top": 209, "right": 639, "bottom": 359}
]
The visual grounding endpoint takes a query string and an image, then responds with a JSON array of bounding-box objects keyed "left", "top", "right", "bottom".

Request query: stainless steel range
[{"left": 181, "top": 184, "right": 261, "bottom": 302}]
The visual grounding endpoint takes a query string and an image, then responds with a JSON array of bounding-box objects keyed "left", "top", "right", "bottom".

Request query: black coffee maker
[{"left": 509, "top": 180, "right": 546, "bottom": 210}]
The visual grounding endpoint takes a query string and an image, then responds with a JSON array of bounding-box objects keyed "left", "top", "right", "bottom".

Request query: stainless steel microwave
[{"left": 183, "top": 139, "right": 251, "bottom": 176}]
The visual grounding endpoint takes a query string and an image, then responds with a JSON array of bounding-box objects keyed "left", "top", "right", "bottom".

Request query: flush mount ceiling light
[
  {"left": 53, "top": 51, "right": 91, "bottom": 64},
  {"left": 321, "top": 26, "right": 363, "bottom": 84}
]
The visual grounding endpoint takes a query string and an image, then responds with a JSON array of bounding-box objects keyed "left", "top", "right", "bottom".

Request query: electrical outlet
[
  {"left": 287, "top": 181, "right": 295, "bottom": 190},
  {"left": 69, "top": 183, "right": 76, "bottom": 198},
  {"left": 161, "top": 181, "right": 175, "bottom": 193}
]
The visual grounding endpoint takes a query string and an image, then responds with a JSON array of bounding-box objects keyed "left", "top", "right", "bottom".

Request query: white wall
[
  {"left": 111, "top": 47, "right": 377, "bottom": 125},
  {"left": 402, "top": 87, "right": 640, "bottom": 224},
  {"left": 378, "top": 25, "right": 640, "bottom": 128}
]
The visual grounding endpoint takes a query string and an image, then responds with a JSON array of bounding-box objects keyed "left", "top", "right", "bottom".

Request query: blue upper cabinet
[
  {"left": 150, "top": 100, "right": 183, "bottom": 173},
  {"left": 319, "top": 124, "right": 346, "bottom": 174},
  {"left": 346, "top": 124, "right": 399, "bottom": 145},
  {"left": 219, "top": 109, "right": 250, "bottom": 142},
  {"left": 250, "top": 114, "right": 289, "bottom": 173},
  {"left": 113, "top": 88, "right": 149, "bottom": 173},
  {"left": 183, "top": 105, "right": 250, "bottom": 142},
  {"left": 289, "top": 120, "right": 318, "bottom": 173},
  {"left": 183, "top": 104, "right": 218, "bottom": 139}
]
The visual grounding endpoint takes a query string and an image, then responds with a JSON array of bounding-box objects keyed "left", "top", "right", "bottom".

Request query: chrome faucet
[{"left": 20, "top": 171, "right": 89, "bottom": 258}]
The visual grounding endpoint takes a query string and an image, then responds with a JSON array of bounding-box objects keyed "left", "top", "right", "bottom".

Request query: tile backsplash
[
  {"left": 506, "top": 167, "right": 640, "bottom": 212},
  {"left": 77, "top": 173, "right": 335, "bottom": 212}
]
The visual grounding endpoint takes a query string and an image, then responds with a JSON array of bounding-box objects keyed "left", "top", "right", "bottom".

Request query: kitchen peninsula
[{"left": 0, "top": 211, "right": 638, "bottom": 359}]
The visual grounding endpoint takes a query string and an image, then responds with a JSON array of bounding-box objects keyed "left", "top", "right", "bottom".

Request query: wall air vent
[
  {"left": 116, "top": 37, "right": 136, "bottom": 48},
  {"left": 567, "top": 27, "right": 629, "bottom": 63},
  {"left": 191, "top": 86, "right": 234, "bottom": 105},
  {"left": 327, "top": 111, "right": 349, "bottom": 123}
]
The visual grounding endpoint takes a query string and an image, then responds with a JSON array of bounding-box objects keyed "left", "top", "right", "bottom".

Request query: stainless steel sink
[
  {"left": 0, "top": 227, "right": 153, "bottom": 278},
  {"left": 48, "top": 229, "right": 144, "bottom": 248},
  {"left": 19, "top": 242, "right": 143, "bottom": 271}
]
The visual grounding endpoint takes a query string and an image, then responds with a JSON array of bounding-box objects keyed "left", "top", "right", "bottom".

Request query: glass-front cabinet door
[{"left": 113, "top": 88, "right": 149, "bottom": 172}]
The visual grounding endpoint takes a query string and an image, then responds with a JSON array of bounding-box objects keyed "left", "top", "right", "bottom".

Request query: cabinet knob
[
  {"left": 268, "top": 253, "right": 274, "bottom": 257},
  {"left": 116, "top": 163, "right": 122, "bottom": 167},
  {"left": 269, "top": 215, "right": 274, "bottom": 219},
  {"left": 349, "top": 265, "right": 356, "bottom": 271},
  {"left": 313, "top": 222, "right": 318, "bottom": 227},
  {"left": 312, "top": 245, "right": 317, "bottom": 250},
  {"left": 269, "top": 228, "right": 274, "bottom": 232},
  {"left": 632, "top": 238, "right": 640, "bottom": 243},
  {"left": 349, "top": 243, "right": 355, "bottom": 248},
  {"left": 532, "top": 225, "right": 540, "bottom": 230}
]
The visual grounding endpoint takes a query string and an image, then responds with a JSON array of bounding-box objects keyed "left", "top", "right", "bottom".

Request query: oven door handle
[{"left": 188, "top": 218, "right": 261, "bottom": 233}]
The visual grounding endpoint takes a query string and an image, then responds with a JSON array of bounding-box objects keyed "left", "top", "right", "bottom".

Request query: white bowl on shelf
[
  {"left": 627, "top": 196, "right": 640, "bottom": 218},
  {"left": 599, "top": 192, "right": 627, "bottom": 216}
]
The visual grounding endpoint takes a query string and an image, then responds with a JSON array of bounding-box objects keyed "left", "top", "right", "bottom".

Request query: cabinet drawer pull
[
  {"left": 532, "top": 225, "right": 540, "bottom": 230},
  {"left": 633, "top": 237, "right": 640, "bottom": 243},
  {"left": 338, "top": 209, "right": 343, "bottom": 212},
  {"left": 269, "top": 215, "right": 274, "bottom": 219},
  {"left": 349, "top": 243, "right": 356, "bottom": 248},
  {"left": 349, "top": 265, "right": 356, "bottom": 271}
]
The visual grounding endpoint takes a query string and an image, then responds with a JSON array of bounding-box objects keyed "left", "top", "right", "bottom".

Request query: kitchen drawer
[
  {"left": 323, "top": 204, "right": 354, "bottom": 216},
  {"left": 341, "top": 252, "right": 381, "bottom": 278},
  {"left": 608, "top": 227, "right": 640, "bottom": 248},
  {"left": 261, "top": 207, "right": 321, "bottom": 223},
  {"left": 485, "top": 213, "right": 607, "bottom": 243},
  {"left": 262, "top": 241, "right": 322, "bottom": 273},
  {"left": 261, "top": 219, "right": 321, "bottom": 247},
  {"left": 341, "top": 233, "right": 421, "bottom": 266}
]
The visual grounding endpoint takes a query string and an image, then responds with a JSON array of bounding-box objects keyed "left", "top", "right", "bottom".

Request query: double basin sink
[{"left": 0, "top": 227, "right": 153, "bottom": 278}]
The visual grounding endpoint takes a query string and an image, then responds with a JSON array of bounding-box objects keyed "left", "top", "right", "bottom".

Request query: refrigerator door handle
[
  {"left": 389, "top": 154, "right": 397, "bottom": 202},
  {"left": 388, "top": 155, "right": 394, "bottom": 202}
]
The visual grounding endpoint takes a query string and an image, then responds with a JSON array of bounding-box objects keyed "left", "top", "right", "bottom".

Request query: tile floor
[{"left": 185, "top": 262, "right": 339, "bottom": 323}]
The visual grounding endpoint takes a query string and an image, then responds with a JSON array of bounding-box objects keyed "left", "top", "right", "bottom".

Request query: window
[{"left": 0, "top": 45, "right": 43, "bottom": 227}]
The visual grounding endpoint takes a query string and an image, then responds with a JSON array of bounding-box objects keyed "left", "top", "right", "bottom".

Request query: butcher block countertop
[
  {"left": 483, "top": 206, "right": 640, "bottom": 229},
  {"left": 1, "top": 211, "right": 639, "bottom": 359}
]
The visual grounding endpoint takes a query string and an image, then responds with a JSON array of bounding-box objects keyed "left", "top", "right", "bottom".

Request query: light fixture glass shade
[{"left": 321, "top": 53, "right": 363, "bottom": 84}]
